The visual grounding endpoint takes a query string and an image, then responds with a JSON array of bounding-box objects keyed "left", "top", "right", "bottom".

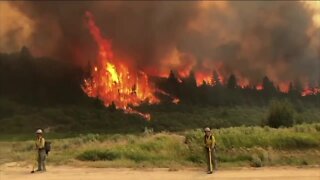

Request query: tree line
[
  {"left": 0, "top": 47, "right": 319, "bottom": 107},
  {"left": 155, "top": 71, "right": 319, "bottom": 107}
]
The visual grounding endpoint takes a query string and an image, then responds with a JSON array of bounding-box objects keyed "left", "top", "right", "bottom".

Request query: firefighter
[
  {"left": 204, "top": 127, "right": 217, "bottom": 174},
  {"left": 31, "top": 129, "right": 46, "bottom": 173}
]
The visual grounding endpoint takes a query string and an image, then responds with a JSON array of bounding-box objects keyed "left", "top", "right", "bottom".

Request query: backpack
[{"left": 44, "top": 141, "right": 51, "bottom": 155}]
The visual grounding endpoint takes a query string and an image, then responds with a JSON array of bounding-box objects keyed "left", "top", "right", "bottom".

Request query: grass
[
  {"left": 1, "top": 97, "right": 320, "bottom": 135},
  {"left": 1, "top": 123, "right": 319, "bottom": 168}
]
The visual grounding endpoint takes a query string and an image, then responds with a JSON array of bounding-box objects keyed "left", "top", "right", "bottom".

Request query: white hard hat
[
  {"left": 36, "top": 129, "right": 43, "bottom": 134},
  {"left": 204, "top": 127, "right": 211, "bottom": 132}
]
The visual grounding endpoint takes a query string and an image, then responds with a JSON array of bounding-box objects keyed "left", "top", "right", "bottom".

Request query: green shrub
[
  {"left": 218, "top": 153, "right": 252, "bottom": 162},
  {"left": 186, "top": 154, "right": 204, "bottom": 164},
  {"left": 250, "top": 154, "right": 263, "bottom": 167},
  {"left": 77, "top": 150, "right": 120, "bottom": 161},
  {"left": 274, "top": 134, "right": 319, "bottom": 149},
  {"left": 185, "top": 124, "right": 320, "bottom": 151},
  {"left": 267, "top": 99, "right": 294, "bottom": 128},
  {"left": 2, "top": 124, "right": 320, "bottom": 168},
  {"left": 139, "top": 141, "right": 164, "bottom": 152},
  {"left": 124, "top": 151, "right": 151, "bottom": 162}
]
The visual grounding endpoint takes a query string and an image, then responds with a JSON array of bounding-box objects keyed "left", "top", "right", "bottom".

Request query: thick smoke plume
[{"left": 1, "top": 1, "right": 319, "bottom": 87}]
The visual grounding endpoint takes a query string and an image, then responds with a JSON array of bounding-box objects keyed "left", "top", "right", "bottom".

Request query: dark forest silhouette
[{"left": 0, "top": 47, "right": 319, "bottom": 107}]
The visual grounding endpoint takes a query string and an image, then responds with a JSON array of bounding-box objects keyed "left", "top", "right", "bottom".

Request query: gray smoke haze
[{"left": 2, "top": 1, "right": 320, "bottom": 87}]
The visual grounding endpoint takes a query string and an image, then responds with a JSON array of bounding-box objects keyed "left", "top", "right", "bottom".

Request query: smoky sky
[{"left": 3, "top": 1, "right": 320, "bottom": 86}]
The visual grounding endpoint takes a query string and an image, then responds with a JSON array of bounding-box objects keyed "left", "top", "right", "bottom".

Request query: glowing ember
[
  {"left": 82, "top": 11, "right": 159, "bottom": 120},
  {"left": 237, "top": 78, "right": 250, "bottom": 88}
]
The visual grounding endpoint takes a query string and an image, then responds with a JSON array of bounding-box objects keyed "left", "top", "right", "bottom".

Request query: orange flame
[
  {"left": 255, "top": 84, "right": 263, "bottom": 90},
  {"left": 176, "top": 69, "right": 319, "bottom": 97},
  {"left": 278, "top": 82, "right": 290, "bottom": 93},
  {"left": 82, "top": 11, "right": 159, "bottom": 120},
  {"left": 156, "top": 89, "right": 180, "bottom": 104},
  {"left": 195, "top": 72, "right": 213, "bottom": 86},
  {"left": 301, "top": 87, "right": 320, "bottom": 96}
]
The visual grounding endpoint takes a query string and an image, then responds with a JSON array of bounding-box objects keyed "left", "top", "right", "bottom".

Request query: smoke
[
  {"left": 0, "top": 2, "right": 34, "bottom": 52},
  {"left": 179, "top": 1, "right": 320, "bottom": 86},
  {"left": 2, "top": 1, "right": 320, "bottom": 86}
]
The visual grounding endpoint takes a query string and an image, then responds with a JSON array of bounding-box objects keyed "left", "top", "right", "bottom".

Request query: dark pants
[
  {"left": 37, "top": 149, "right": 46, "bottom": 171},
  {"left": 205, "top": 147, "right": 217, "bottom": 172}
]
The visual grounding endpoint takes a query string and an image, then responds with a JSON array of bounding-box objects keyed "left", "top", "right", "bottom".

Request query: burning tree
[{"left": 81, "top": 12, "right": 159, "bottom": 120}]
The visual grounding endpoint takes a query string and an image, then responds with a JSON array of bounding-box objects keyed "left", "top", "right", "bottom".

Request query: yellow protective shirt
[
  {"left": 204, "top": 135, "right": 215, "bottom": 149},
  {"left": 35, "top": 137, "right": 45, "bottom": 149}
]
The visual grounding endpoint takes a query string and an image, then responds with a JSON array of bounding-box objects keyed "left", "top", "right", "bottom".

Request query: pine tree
[
  {"left": 262, "top": 76, "right": 276, "bottom": 95},
  {"left": 212, "top": 70, "right": 222, "bottom": 87},
  {"left": 186, "top": 71, "right": 197, "bottom": 88},
  {"left": 227, "top": 74, "right": 237, "bottom": 89}
]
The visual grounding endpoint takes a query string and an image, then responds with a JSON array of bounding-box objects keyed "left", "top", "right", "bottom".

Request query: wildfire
[
  {"left": 181, "top": 71, "right": 224, "bottom": 86},
  {"left": 81, "top": 11, "right": 318, "bottom": 117},
  {"left": 82, "top": 11, "right": 160, "bottom": 120},
  {"left": 195, "top": 72, "right": 213, "bottom": 86},
  {"left": 178, "top": 70, "right": 319, "bottom": 96}
]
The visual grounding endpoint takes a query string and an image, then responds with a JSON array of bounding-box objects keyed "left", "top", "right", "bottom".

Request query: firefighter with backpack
[
  {"left": 204, "top": 127, "right": 217, "bottom": 174},
  {"left": 31, "top": 129, "right": 50, "bottom": 173}
]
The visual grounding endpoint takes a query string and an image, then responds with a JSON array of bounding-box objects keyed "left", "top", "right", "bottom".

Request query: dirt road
[{"left": 1, "top": 163, "right": 319, "bottom": 180}]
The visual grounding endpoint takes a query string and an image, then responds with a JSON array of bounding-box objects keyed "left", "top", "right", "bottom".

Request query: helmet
[
  {"left": 36, "top": 129, "right": 43, "bottom": 134},
  {"left": 204, "top": 127, "right": 211, "bottom": 132}
]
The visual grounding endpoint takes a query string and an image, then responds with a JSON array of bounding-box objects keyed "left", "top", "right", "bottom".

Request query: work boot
[{"left": 207, "top": 171, "right": 213, "bottom": 174}]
